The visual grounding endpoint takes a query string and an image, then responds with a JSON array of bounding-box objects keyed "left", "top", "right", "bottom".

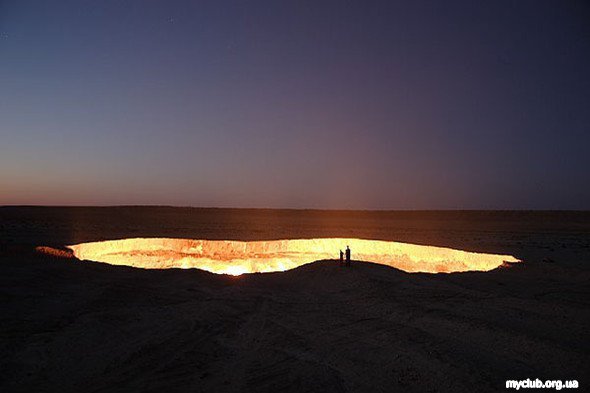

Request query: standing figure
[
  {"left": 345, "top": 245, "right": 351, "bottom": 266},
  {"left": 339, "top": 249, "right": 344, "bottom": 265}
]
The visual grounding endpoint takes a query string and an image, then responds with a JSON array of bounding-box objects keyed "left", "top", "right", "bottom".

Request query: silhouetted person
[
  {"left": 339, "top": 249, "right": 344, "bottom": 265},
  {"left": 345, "top": 245, "right": 351, "bottom": 266}
]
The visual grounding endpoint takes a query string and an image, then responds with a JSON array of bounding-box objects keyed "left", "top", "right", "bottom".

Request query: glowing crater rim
[{"left": 66, "top": 238, "right": 521, "bottom": 275}]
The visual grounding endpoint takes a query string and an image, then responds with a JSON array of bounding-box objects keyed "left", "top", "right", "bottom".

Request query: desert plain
[{"left": 1, "top": 207, "right": 589, "bottom": 392}]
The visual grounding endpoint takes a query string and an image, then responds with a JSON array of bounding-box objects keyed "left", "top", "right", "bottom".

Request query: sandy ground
[{"left": 1, "top": 208, "right": 589, "bottom": 392}]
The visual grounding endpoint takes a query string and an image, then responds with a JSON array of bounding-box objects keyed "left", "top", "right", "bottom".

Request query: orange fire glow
[{"left": 66, "top": 238, "right": 520, "bottom": 275}]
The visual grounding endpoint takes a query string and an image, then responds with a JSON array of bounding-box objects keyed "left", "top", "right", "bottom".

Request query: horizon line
[{"left": 1, "top": 205, "right": 589, "bottom": 213}]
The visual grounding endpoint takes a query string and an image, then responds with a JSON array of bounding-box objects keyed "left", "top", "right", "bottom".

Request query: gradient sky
[{"left": 1, "top": 0, "right": 589, "bottom": 209}]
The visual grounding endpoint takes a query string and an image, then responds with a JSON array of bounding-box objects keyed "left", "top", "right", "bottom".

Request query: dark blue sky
[{"left": 1, "top": 0, "right": 589, "bottom": 209}]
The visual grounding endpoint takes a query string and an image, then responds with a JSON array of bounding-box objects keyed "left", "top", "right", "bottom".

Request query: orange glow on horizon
[{"left": 66, "top": 238, "right": 521, "bottom": 275}]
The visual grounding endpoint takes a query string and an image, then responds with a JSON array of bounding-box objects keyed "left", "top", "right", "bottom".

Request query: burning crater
[{"left": 67, "top": 238, "right": 520, "bottom": 275}]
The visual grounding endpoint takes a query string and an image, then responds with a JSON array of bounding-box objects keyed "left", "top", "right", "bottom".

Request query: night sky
[{"left": 1, "top": 0, "right": 589, "bottom": 209}]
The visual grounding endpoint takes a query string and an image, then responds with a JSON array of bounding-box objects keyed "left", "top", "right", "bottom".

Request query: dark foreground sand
[{"left": 1, "top": 208, "right": 589, "bottom": 392}]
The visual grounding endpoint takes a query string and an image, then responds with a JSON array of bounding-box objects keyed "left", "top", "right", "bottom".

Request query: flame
[
  {"left": 66, "top": 238, "right": 520, "bottom": 275},
  {"left": 222, "top": 265, "right": 250, "bottom": 276}
]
